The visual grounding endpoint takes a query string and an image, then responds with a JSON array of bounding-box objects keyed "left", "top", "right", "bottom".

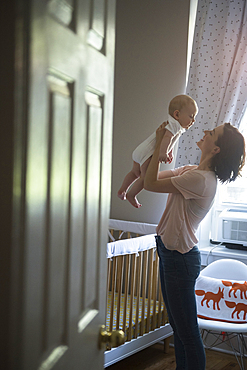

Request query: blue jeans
[{"left": 156, "top": 235, "right": 205, "bottom": 370}]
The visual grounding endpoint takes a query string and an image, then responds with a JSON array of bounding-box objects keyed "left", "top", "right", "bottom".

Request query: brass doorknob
[{"left": 98, "top": 325, "right": 125, "bottom": 350}]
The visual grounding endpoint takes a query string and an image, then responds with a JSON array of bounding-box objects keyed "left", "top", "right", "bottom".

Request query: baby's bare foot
[
  {"left": 118, "top": 190, "right": 126, "bottom": 200},
  {"left": 126, "top": 193, "right": 142, "bottom": 208}
]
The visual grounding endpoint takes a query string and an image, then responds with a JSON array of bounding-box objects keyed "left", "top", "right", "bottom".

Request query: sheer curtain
[{"left": 176, "top": 0, "right": 247, "bottom": 167}]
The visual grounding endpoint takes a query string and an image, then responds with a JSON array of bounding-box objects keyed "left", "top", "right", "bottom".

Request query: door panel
[
  {"left": 45, "top": 75, "right": 72, "bottom": 353},
  {"left": 83, "top": 92, "right": 103, "bottom": 312},
  {"left": 88, "top": 0, "right": 105, "bottom": 50},
  {"left": 12, "top": 0, "right": 116, "bottom": 369}
]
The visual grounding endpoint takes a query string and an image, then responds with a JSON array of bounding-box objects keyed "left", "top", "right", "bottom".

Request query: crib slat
[
  {"left": 122, "top": 254, "right": 130, "bottom": 334},
  {"left": 127, "top": 254, "right": 136, "bottom": 341},
  {"left": 109, "top": 257, "right": 117, "bottom": 333},
  {"left": 116, "top": 256, "right": 124, "bottom": 329},
  {"left": 140, "top": 250, "right": 148, "bottom": 336},
  {"left": 110, "top": 228, "right": 114, "bottom": 240},
  {"left": 146, "top": 249, "right": 153, "bottom": 333},
  {"left": 119, "top": 229, "right": 123, "bottom": 239},
  {"left": 107, "top": 258, "right": 111, "bottom": 294},
  {"left": 122, "top": 230, "right": 132, "bottom": 334},
  {"left": 151, "top": 252, "right": 159, "bottom": 330},
  {"left": 134, "top": 252, "right": 142, "bottom": 338},
  {"left": 157, "top": 276, "right": 163, "bottom": 328},
  {"left": 106, "top": 258, "right": 111, "bottom": 329}
]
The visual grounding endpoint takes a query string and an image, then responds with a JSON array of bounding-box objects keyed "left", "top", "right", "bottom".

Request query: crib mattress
[{"left": 106, "top": 292, "right": 166, "bottom": 339}]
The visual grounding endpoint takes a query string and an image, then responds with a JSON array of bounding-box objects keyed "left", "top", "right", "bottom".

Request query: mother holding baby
[{"left": 144, "top": 121, "right": 245, "bottom": 369}]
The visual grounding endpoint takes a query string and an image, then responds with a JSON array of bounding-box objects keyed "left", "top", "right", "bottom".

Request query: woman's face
[{"left": 197, "top": 124, "right": 225, "bottom": 153}]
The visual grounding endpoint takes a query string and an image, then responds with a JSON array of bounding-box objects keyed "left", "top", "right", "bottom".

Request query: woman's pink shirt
[{"left": 156, "top": 165, "right": 217, "bottom": 254}]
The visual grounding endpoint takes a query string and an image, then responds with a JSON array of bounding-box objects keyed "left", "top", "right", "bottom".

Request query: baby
[{"left": 117, "top": 94, "right": 198, "bottom": 208}]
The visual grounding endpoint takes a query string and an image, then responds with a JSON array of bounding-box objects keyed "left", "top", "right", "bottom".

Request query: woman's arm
[
  {"left": 144, "top": 122, "right": 180, "bottom": 194},
  {"left": 158, "top": 169, "right": 174, "bottom": 179}
]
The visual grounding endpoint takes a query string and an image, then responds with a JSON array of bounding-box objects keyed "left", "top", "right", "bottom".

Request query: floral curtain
[{"left": 176, "top": 0, "right": 247, "bottom": 166}]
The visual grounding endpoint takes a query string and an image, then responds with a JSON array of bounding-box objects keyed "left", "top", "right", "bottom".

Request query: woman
[{"left": 144, "top": 122, "right": 245, "bottom": 370}]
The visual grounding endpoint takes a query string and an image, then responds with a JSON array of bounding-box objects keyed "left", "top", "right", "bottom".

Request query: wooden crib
[{"left": 104, "top": 219, "right": 173, "bottom": 367}]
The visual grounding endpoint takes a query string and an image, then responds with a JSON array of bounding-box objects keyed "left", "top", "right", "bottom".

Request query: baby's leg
[
  {"left": 118, "top": 161, "right": 141, "bottom": 200},
  {"left": 126, "top": 157, "right": 151, "bottom": 208}
]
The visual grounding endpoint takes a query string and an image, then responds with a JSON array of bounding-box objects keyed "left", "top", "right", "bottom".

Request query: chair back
[{"left": 200, "top": 258, "right": 247, "bottom": 280}]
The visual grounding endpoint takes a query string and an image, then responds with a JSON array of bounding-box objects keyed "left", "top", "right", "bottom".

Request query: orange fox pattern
[
  {"left": 195, "top": 278, "right": 247, "bottom": 322},
  {"left": 195, "top": 287, "right": 224, "bottom": 310},
  {"left": 222, "top": 280, "right": 247, "bottom": 299},
  {"left": 225, "top": 301, "right": 247, "bottom": 320}
]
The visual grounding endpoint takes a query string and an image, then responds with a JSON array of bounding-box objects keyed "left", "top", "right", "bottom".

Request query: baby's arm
[
  {"left": 158, "top": 129, "right": 173, "bottom": 163},
  {"left": 166, "top": 132, "right": 181, "bottom": 163},
  {"left": 168, "top": 132, "right": 180, "bottom": 150}
]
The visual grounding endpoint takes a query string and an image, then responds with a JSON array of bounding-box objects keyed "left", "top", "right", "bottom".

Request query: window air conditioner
[{"left": 217, "top": 209, "right": 247, "bottom": 248}]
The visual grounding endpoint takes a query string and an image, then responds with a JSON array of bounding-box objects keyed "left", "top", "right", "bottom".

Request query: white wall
[{"left": 110, "top": 0, "right": 191, "bottom": 224}]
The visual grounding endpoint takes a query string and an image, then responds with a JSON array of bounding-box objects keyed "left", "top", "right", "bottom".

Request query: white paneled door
[{"left": 11, "top": 0, "right": 115, "bottom": 368}]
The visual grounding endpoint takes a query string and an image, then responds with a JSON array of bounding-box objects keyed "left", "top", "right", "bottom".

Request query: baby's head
[{"left": 169, "top": 94, "right": 198, "bottom": 129}]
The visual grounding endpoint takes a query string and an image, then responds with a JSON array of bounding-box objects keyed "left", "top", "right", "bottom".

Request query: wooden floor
[{"left": 107, "top": 341, "right": 246, "bottom": 370}]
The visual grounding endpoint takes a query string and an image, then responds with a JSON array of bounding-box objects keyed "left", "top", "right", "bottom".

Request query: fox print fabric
[{"left": 195, "top": 275, "right": 247, "bottom": 323}]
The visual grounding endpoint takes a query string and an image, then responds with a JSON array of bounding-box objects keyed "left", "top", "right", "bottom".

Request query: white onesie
[{"left": 132, "top": 115, "right": 186, "bottom": 166}]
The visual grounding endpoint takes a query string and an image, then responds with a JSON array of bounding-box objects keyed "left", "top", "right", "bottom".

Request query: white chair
[{"left": 197, "top": 259, "right": 247, "bottom": 369}]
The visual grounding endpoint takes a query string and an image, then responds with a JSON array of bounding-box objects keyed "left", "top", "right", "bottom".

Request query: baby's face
[{"left": 178, "top": 103, "right": 198, "bottom": 129}]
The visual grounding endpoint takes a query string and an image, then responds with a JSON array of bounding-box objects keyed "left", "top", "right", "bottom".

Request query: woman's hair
[{"left": 211, "top": 122, "right": 246, "bottom": 183}]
